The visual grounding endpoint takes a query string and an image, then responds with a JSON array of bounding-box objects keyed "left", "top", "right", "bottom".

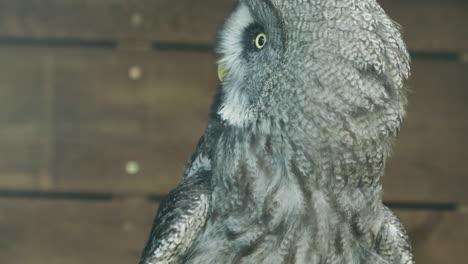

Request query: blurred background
[{"left": 0, "top": 0, "right": 466, "bottom": 263}]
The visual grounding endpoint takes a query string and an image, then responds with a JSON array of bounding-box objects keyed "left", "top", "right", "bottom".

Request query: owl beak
[{"left": 217, "top": 64, "right": 227, "bottom": 82}]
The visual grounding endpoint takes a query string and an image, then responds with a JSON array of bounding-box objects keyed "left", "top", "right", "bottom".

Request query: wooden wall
[{"left": 0, "top": 0, "right": 467, "bottom": 263}]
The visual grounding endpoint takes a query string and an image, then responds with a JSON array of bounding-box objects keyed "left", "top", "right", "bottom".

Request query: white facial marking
[{"left": 217, "top": 4, "right": 255, "bottom": 127}]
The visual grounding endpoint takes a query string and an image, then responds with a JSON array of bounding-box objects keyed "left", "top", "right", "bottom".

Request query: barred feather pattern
[
  {"left": 139, "top": 0, "right": 414, "bottom": 263},
  {"left": 139, "top": 172, "right": 211, "bottom": 264}
]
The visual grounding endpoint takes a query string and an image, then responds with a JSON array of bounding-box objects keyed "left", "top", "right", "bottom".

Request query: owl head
[{"left": 215, "top": 0, "right": 410, "bottom": 149}]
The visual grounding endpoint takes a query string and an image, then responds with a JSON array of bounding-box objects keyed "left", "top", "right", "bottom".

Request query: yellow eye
[{"left": 255, "top": 33, "right": 267, "bottom": 49}]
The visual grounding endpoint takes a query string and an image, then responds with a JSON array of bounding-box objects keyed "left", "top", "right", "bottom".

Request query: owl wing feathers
[
  {"left": 138, "top": 170, "right": 211, "bottom": 264},
  {"left": 376, "top": 206, "right": 415, "bottom": 264},
  {"left": 139, "top": 117, "right": 222, "bottom": 264}
]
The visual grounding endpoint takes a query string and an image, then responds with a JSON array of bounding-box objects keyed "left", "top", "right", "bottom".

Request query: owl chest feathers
[{"left": 195, "top": 127, "right": 388, "bottom": 263}]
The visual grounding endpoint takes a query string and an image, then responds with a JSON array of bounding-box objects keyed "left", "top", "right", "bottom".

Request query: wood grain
[
  {"left": 0, "top": 199, "right": 466, "bottom": 264},
  {"left": 379, "top": 0, "right": 468, "bottom": 52},
  {"left": 395, "top": 209, "right": 468, "bottom": 264},
  {"left": 0, "top": 47, "right": 217, "bottom": 194},
  {"left": 54, "top": 138, "right": 191, "bottom": 194},
  {"left": 51, "top": 49, "right": 217, "bottom": 194},
  {"left": 0, "top": 47, "right": 46, "bottom": 138},
  {"left": 0, "top": 46, "right": 52, "bottom": 190},
  {"left": 383, "top": 60, "right": 468, "bottom": 203},
  {"left": 0, "top": 0, "right": 233, "bottom": 44},
  {"left": 0, "top": 198, "right": 157, "bottom": 264},
  {"left": 0, "top": 142, "right": 42, "bottom": 189},
  {"left": 0, "top": 0, "right": 466, "bottom": 51}
]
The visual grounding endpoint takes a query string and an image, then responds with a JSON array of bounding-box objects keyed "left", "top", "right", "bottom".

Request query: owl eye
[{"left": 255, "top": 33, "right": 267, "bottom": 49}]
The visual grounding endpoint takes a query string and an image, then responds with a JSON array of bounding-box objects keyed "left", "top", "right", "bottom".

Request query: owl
[{"left": 139, "top": 0, "right": 413, "bottom": 263}]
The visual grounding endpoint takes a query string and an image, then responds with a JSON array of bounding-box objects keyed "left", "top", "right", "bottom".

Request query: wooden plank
[
  {"left": 0, "top": 47, "right": 46, "bottom": 137},
  {"left": 0, "top": 47, "right": 217, "bottom": 194},
  {"left": 395, "top": 209, "right": 468, "bottom": 264},
  {"left": 0, "top": 0, "right": 233, "bottom": 44},
  {"left": 51, "top": 49, "right": 216, "bottom": 194},
  {"left": 0, "top": 198, "right": 157, "bottom": 264},
  {"left": 0, "top": 47, "right": 51, "bottom": 190},
  {"left": 379, "top": 0, "right": 468, "bottom": 52},
  {"left": 50, "top": 49, "right": 216, "bottom": 140},
  {"left": 54, "top": 138, "right": 192, "bottom": 194},
  {"left": 0, "top": 142, "right": 42, "bottom": 189},
  {"left": 0, "top": 0, "right": 466, "bottom": 51},
  {"left": 383, "top": 60, "right": 468, "bottom": 203},
  {"left": 0, "top": 199, "right": 466, "bottom": 264},
  {"left": 38, "top": 56, "right": 55, "bottom": 190}
]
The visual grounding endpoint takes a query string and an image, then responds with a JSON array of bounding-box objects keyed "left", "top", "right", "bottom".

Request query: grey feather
[
  {"left": 138, "top": 172, "right": 210, "bottom": 264},
  {"left": 139, "top": 118, "right": 222, "bottom": 264},
  {"left": 140, "top": 0, "right": 414, "bottom": 263}
]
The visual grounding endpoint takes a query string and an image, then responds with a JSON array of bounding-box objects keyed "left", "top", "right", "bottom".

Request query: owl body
[
  {"left": 140, "top": 0, "right": 413, "bottom": 263},
  {"left": 180, "top": 120, "right": 410, "bottom": 264}
]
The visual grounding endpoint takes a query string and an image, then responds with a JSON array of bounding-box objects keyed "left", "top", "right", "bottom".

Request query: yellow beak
[{"left": 217, "top": 64, "right": 227, "bottom": 82}]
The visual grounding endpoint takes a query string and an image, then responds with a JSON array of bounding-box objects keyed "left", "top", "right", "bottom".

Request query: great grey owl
[{"left": 139, "top": 0, "right": 413, "bottom": 263}]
